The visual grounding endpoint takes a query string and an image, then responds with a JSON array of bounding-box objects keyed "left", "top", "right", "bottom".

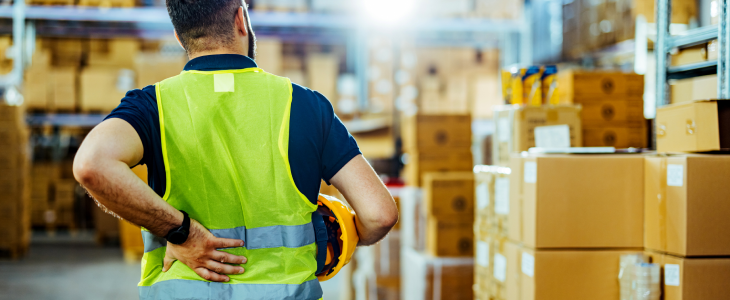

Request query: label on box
[
  {"left": 493, "top": 253, "right": 507, "bottom": 282},
  {"left": 494, "top": 177, "right": 510, "bottom": 215},
  {"left": 498, "top": 117, "right": 511, "bottom": 142},
  {"left": 476, "top": 182, "right": 489, "bottom": 209},
  {"left": 667, "top": 164, "right": 684, "bottom": 187},
  {"left": 521, "top": 252, "right": 534, "bottom": 277},
  {"left": 664, "top": 264, "right": 680, "bottom": 286},
  {"left": 534, "top": 124, "right": 571, "bottom": 148},
  {"left": 477, "top": 241, "right": 489, "bottom": 267},
  {"left": 524, "top": 161, "right": 537, "bottom": 183}
]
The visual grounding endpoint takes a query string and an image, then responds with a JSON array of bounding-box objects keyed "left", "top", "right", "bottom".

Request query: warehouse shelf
[
  {"left": 667, "top": 60, "right": 718, "bottom": 80},
  {"left": 26, "top": 113, "right": 107, "bottom": 127},
  {"left": 668, "top": 26, "right": 718, "bottom": 49}
]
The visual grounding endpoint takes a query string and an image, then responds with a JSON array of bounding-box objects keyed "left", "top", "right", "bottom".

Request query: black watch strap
[{"left": 165, "top": 210, "right": 190, "bottom": 245}]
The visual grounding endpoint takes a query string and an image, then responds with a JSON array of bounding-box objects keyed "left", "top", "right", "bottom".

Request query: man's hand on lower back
[{"left": 162, "top": 219, "right": 247, "bottom": 282}]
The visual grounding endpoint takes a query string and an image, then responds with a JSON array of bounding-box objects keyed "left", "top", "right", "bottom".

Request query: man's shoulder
[{"left": 290, "top": 82, "right": 334, "bottom": 116}]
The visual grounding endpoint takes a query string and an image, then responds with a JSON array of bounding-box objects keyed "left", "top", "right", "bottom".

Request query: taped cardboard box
[
  {"left": 518, "top": 247, "right": 638, "bottom": 300},
  {"left": 580, "top": 98, "right": 644, "bottom": 126},
  {"left": 423, "top": 172, "right": 474, "bottom": 218},
  {"left": 404, "top": 150, "right": 473, "bottom": 186},
  {"left": 401, "top": 114, "right": 472, "bottom": 152},
  {"left": 583, "top": 125, "right": 648, "bottom": 148},
  {"left": 492, "top": 105, "right": 582, "bottom": 166},
  {"left": 558, "top": 70, "right": 644, "bottom": 103},
  {"left": 670, "top": 44, "right": 708, "bottom": 67},
  {"left": 644, "top": 250, "right": 730, "bottom": 300},
  {"left": 426, "top": 216, "right": 474, "bottom": 257},
  {"left": 512, "top": 154, "right": 644, "bottom": 249},
  {"left": 644, "top": 155, "right": 730, "bottom": 257},
  {"left": 670, "top": 75, "right": 717, "bottom": 104},
  {"left": 401, "top": 248, "right": 474, "bottom": 300},
  {"left": 655, "top": 100, "right": 730, "bottom": 152}
]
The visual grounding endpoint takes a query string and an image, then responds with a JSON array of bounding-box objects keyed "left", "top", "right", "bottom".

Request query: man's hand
[{"left": 162, "top": 219, "right": 247, "bottom": 282}]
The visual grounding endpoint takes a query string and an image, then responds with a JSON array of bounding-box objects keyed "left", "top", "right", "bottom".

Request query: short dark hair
[{"left": 166, "top": 0, "right": 242, "bottom": 53}]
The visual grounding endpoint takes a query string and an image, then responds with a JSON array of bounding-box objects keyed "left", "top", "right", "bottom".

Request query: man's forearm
[{"left": 75, "top": 158, "right": 182, "bottom": 237}]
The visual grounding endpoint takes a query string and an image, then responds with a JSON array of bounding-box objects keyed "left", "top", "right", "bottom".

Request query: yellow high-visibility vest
[{"left": 138, "top": 67, "right": 322, "bottom": 300}]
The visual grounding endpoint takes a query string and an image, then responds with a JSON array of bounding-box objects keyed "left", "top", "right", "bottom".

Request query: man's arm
[
  {"left": 74, "top": 118, "right": 246, "bottom": 282},
  {"left": 329, "top": 155, "right": 398, "bottom": 245}
]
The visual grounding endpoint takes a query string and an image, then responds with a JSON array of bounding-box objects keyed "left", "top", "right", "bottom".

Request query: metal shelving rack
[{"left": 655, "top": 0, "right": 730, "bottom": 107}]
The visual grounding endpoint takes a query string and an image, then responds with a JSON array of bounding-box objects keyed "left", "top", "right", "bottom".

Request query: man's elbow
[
  {"left": 379, "top": 208, "right": 398, "bottom": 231},
  {"left": 73, "top": 157, "right": 101, "bottom": 188}
]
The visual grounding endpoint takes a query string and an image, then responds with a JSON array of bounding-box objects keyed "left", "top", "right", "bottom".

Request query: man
[{"left": 73, "top": 0, "right": 398, "bottom": 299}]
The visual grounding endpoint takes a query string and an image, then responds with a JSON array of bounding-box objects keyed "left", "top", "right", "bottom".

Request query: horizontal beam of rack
[
  {"left": 668, "top": 26, "right": 718, "bottom": 50},
  {"left": 27, "top": 113, "right": 107, "bottom": 127},
  {"left": 667, "top": 60, "right": 717, "bottom": 80},
  {"left": 0, "top": 6, "right": 524, "bottom": 33}
]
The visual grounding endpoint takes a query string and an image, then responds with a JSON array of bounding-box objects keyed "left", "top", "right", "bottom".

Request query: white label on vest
[
  {"left": 476, "top": 182, "right": 489, "bottom": 209},
  {"left": 664, "top": 264, "right": 680, "bottom": 286},
  {"left": 494, "top": 177, "right": 510, "bottom": 215},
  {"left": 494, "top": 253, "right": 507, "bottom": 282},
  {"left": 667, "top": 164, "right": 684, "bottom": 187},
  {"left": 498, "top": 117, "right": 511, "bottom": 142},
  {"left": 521, "top": 252, "right": 534, "bottom": 277},
  {"left": 524, "top": 161, "right": 537, "bottom": 183},
  {"left": 214, "top": 73, "right": 235, "bottom": 92},
  {"left": 476, "top": 241, "right": 489, "bottom": 267}
]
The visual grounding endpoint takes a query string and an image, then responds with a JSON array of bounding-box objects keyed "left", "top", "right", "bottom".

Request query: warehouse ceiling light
[{"left": 362, "top": 0, "right": 416, "bottom": 25}]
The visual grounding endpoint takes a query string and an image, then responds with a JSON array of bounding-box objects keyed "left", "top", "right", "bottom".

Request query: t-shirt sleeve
[
  {"left": 314, "top": 90, "right": 362, "bottom": 183},
  {"left": 103, "top": 85, "right": 159, "bottom": 168}
]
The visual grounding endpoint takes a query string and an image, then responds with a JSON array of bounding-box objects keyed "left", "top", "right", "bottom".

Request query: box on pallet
[
  {"left": 474, "top": 165, "right": 511, "bottom": 238},
  {"left": 644, "top": 250, "right": 730, "bottom": 300},
  {"left": 403, "top": 151, "right": 473, "bottom": 187},
  {"left": 655, "top": 100, "right": 730, "bottom": 153},
  {"left": 510, "top": 154, "right": 644, "bottom": 249},
  {"left": 492, "top": 105, "right": 582, "bottom": 166},
  {"left": 644, "top": 155, "right": 730, "bottom": 257},
  {"left": 423, "top": 172, "right": 474, "bottom": 218}
]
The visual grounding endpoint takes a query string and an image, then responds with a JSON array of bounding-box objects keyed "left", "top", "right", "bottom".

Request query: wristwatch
[{"left": 165, "top": 210, "right": 190, "bottom": 245}]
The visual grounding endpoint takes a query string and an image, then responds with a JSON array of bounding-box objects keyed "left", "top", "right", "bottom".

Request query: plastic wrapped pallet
[{"left": 401, "top": 247, "right": 474, "bottom": 300}]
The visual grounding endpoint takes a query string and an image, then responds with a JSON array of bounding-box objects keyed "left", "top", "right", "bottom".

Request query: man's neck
[{"left": 187, "top": 48, "right": 248, "bottom": 60}]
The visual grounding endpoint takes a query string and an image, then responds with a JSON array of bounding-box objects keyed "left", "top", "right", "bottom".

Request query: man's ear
[
  {"left": 174, "top": 30, "right": 185, "bottom": 51},
  {"left": 235, "top": 7, "right": 248, "bottom": 37}
]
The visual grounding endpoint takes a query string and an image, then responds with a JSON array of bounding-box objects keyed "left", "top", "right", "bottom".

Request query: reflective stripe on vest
[
  {"left": 140, "top": 67, "right": 321, "bottom": 299},
  {"left": 141, "top": 223, "right": 316, "bottom": 253},
  {"left": 139, "top": 278, "right": 322, "bottom": 300}
]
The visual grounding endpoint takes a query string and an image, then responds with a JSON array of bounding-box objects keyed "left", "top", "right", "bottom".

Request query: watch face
[{"left": 168, "top": 230, "right": 188, "bottom": 245}]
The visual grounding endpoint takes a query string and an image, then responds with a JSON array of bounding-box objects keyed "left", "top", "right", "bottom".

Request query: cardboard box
[
  {"left": 644, "top": 155, "right": 730, "bottom": 257},
  {"left": 558, "top": 70, "right": 644, "bottom": 103},
  {"left": 24, "top": 66, "right": 50, "bottom": 110},
  {"left": 474, "top": 166, "right": 511, "bottom": 238},
  {"left": 306, "top": 53, "right": 338, "bottom": 101},
  {"left": 80, "top": 67, "right": 133, "bottom": 112},
  {"left": 402, "top": 114, "right": 472, "bottom": 152},
  {"left": 519, "top": 247, "right": 637, "bottom": 300},
  {"left": 656, "top": 100, "right": 730, "bottom": 152},
  {"left": 633, "top": 0, "right": 697, "bottom": 24},
  {"left": 423, "top": 172, "right": 474, "bottom": 218},
  {"left": 670, "top": 44, "right": 708, "bottom": 66},
  {"left": 493, "top": 105, "right": 582, "bottom": 166},
  {"left": 402, "top": 248, "right": 474, "bottom": 300},
  {"left": 404, "top": 150, "right": 473, "bottom": 186},
  {"left": 645, "top": 250, "right": 730, "bottom": 300},
  {"left": 135, "top": 53, "right": 187, "bottom": 86},
  {"left": 580, "top": 98, "right": 644, "bottom": 126},
  {"left": 671, "top": 75, "right": 717, "bottom": 104},
  {"left": 426, "top": 216, "right": 474, "bottom": 257},
  {"left": 88, "top": 39, "right": 140, "bottom": 68},
  {"left": 50, "top": 67, "right": 77, "bottom": 111},
  {"left": 583, "top": 125, "right": 648, "bottom": 148},
  {"left": 513, "top": 154, "right": 644, "bottom": 249},
  {"left": 0, "top": 104, "right": 25, "bottom": 129},
  {"left": 256, "top": 39, "right": 282, "bottom": 75}
]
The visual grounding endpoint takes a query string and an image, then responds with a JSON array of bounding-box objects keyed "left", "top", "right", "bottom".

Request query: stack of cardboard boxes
[
  {"left": 30, "top": 163, "right": 78, "bottom": 232},
  {"left": 0, "top": 105, "right": 31, "bottom": 258},
  {"left": 559, "top": 70, "right": 647, "bottom": 148}
]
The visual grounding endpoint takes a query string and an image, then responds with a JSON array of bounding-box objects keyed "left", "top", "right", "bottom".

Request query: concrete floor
[{"left": 0, "top": 230, "right": 341, "bottom": 300}]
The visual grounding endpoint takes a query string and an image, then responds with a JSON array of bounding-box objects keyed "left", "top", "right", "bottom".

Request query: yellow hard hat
[{"left": 312, "top": 194, "right": 359, "bottom": 281}]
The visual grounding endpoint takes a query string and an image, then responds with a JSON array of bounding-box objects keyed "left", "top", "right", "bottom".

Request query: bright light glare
[{"left": 361, "top": 0, "right": 416, "bottom": 25}]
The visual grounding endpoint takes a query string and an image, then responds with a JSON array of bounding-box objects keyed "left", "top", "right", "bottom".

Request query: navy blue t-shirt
[{"left": 105, "top": 54, "right": 361, "bottom": 204}]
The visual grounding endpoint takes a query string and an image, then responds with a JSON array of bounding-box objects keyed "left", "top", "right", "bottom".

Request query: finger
[
  {"left": 206, "top": 260, "right": 245, "bottom": 275},
  {"left": 212, "top": 251, "right": 248, "bottom": 264},
  {"left": 209, "top": 238, "right": 244, "bottom": 249},
  {"left": 194, "top": 267, "right": 230, "bottom": 282},
  {"left": 163, "top": 251, "right": 177, "bottom": 272}
]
